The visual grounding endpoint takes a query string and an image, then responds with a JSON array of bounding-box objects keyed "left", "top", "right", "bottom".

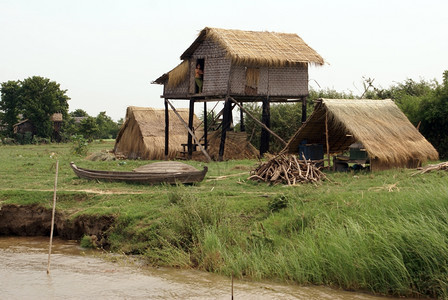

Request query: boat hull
[{"left": 70, "top": 162, "right": 207, "bottom": 184}]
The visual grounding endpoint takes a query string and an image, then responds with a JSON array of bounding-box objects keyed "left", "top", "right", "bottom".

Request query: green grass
[{"left": 1, "top": 141, "right": 448, "bottom": 297}]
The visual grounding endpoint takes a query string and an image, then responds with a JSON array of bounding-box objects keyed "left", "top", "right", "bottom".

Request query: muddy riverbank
[{"left": 0, "top": 204, "right": 114, "bottom": 247}]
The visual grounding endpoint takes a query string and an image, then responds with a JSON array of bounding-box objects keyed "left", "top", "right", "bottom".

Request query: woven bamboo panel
[
  {"left": 202, "top": 57, "right": 231, "bottom": 94},
  {"left": 268, "top": 65, "right": 308, "bottom": 96},
  {"left": 258, "top": 68, "right": 269, "bottom": 94},
  {"left": 229, "top": 65, "right": 246, "bottom": 94}
]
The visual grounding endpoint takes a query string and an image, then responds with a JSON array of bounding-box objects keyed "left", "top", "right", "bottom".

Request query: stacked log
[
  {"left": 411, "top": 161, "right": 448, "bottom": 176},
  {"left": 249, "top": 154, "right": 326, "bottom": 185}
]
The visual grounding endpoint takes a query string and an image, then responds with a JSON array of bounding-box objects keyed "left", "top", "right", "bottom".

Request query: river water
[{"left": 0, "top": 236, "right": 397, "bottom": 299}]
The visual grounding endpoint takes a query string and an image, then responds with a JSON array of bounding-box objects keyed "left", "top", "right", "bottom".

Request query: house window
[{"left": 195, "top": 59, "right": 205, "bottom": 93}]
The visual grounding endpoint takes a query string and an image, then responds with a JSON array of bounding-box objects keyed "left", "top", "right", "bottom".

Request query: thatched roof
[
  {"left": 153, "top": 60, "right": 189, "bottom": 87},
  {"left": 50, "top": 113, "right": 63, "bottom": 122},
  {"left": 283, "top": 99, "right": 438, "bottom": 168},
  {"left": 114, "top": 106, "right": 202, "bottom": 160},
  {"left": 181, "top": 27, "right": 324, "bottom": 67}
]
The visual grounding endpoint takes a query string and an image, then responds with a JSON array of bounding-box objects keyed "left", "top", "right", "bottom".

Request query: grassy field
[{"left": 1, "top": 140, "right": 448, "bottom": 298}]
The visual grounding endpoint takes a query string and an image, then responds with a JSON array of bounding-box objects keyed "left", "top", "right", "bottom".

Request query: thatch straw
[
  {"left": 167, "top": 60, "right": 189, "bottom": 88},
  {"left": 114, "top": 106, "right": 202, "bottom": 160},
  {"left": 181, "top": 27, "right": 324, "bottom": 67},
  {"left": 283, "top": 99, "right": 439, "bottom": 169},
  {"left": 50, "top": 113, "right": 63, "bottom": 121}
]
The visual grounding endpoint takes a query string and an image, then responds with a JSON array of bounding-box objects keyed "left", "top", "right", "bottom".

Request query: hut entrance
[
  {"left": 195, "top": 59, "right": 205, "bottom": 93},
  {"left": 245, "top": 67, "right": 259, "bottom": 96}
]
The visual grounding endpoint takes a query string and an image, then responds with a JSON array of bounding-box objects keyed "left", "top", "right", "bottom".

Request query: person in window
[{"left": 195, "top": 63, "right": 204, "bottom": 93}]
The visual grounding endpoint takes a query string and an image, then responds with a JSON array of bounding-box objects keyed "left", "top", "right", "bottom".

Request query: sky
[{"left": 1, "top": 0, "right": 447, "bottom": 121}]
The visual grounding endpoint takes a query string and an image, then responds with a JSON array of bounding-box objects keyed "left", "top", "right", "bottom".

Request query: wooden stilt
[
  {"left": 260, "top": 97, "right": 271, "bottom": 156},
  {"left": 218, "top": 98, "right": 232, "bottom": 161},
  {"left": 301, "top": 96, "right": 307, "bottom": 123},
  {"left": 166, "top": 100, "right": 212, "bottom": 162},
  {"left": 204, "top": 101, "right": 208, "bottom": 150},
  {"left": 240, "top": 101, "right": 245, "bottom": 132},
  {"left": 325, "top": 111, "right": 331, "bottom": 169},
  {"left": 187, "top": 98, "right": 195, "bottom": 158},
  {"left": 164, "top": 99, "right": 169, "bottom": 160}
]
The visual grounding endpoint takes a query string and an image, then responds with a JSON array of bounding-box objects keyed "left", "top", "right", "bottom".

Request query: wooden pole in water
[
  {"left": 231, "top": 273, "right": 234, "bottom": 300},
  {"left": 47, "top": 160, "right": 59, "bottom": 274}
]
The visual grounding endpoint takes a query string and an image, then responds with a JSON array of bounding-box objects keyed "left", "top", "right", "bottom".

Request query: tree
[
  {"left": 0, "top": 80, "right": 21, "bottom": 137},
  {"left": 0, "top": 76, "right": 70, "bottom": 139},
  {"left": 70, "top": 109, "right": 89, "bottom": 118},
  {"left": 95, "top": 111, "right": 120, "bottom": 139},
  {"left": 418, "top": 71, "right": 448, "bottom": 159},
  {"left": 360, "top": 72, "right": 448, "bottom": 158},
  {"left": 78, "top": 116, "right": 99, "bottom": 141},
  {"left": 20, "top": 76, "right": 70, "bottom": 138}
]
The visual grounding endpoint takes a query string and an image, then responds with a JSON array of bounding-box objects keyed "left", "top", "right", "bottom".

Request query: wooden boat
[{"left": 70, "top": 161, "right": 208, "bottom": 184}]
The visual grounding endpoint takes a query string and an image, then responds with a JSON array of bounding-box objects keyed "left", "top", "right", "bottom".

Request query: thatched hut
[
  {"left": 153, "top": 27, "right": 324, "bottom": 160},
  {"left": 13, "top": 119, "right": 35, "bottom": 135},
  {"left": 154, "top": 27, "right": 324, "bottom": 99},
  {"left": 283, "top": 99, "right": 439, "bottom": 171},
  {"left": 113, "top": 106, "right": 202, "bottom": 160}
]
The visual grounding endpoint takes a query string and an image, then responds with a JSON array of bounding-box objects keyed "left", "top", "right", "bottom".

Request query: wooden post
[
  {"left": 260, "top": 97, "right": 270, "bottom": 156},
  {"left": 239, "top": 101, "right": 245, "bottom": 132},
  {"left": 187, "top": 98, "right": 195, "bottom": 158},
  {"left": 166, "top": 100, "right": 212, "bottom": 162},
  {"left": 47, "top": 160, "right": 59, "bottom": 274},
  {"left": 204, "top": 101, "right": 208, "bottom": 150},
  {"left": 218, "top": 98, "right": 232, "bottom": 161},
  {"left": 231, "top": 273, "right": 234, "bottom": 300},
  {"left": 325, "top": 111, "right": 331, "bottom": 169},
  {"left": 301, "top": 96, "right": 307, "bottom": 123},
  {"left": 164, "top": 99, "right": 169, "bottom": 159}
]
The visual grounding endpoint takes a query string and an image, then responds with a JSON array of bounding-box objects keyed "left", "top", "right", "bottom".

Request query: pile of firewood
[
  {"left": 411, "top": 161, "right": 448, "bottom": 176},
  {"left": 249, "top": 154, "right": 327, "bottom": 185}
]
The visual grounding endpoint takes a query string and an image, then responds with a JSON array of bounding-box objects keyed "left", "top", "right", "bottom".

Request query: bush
[
  {"left": 71, "top": 134, "right": 90, "bottom": 156},
  {"left": 15, "top": 132, "right": 33, "bottom": 145},
  {"left": 80, "top": 235, "right": 97, "bottom": 248}
]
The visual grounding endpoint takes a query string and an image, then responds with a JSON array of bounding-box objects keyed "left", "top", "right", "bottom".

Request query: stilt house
[{"left": 153, "top": 27, "right": 324, "bottom": 160}]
